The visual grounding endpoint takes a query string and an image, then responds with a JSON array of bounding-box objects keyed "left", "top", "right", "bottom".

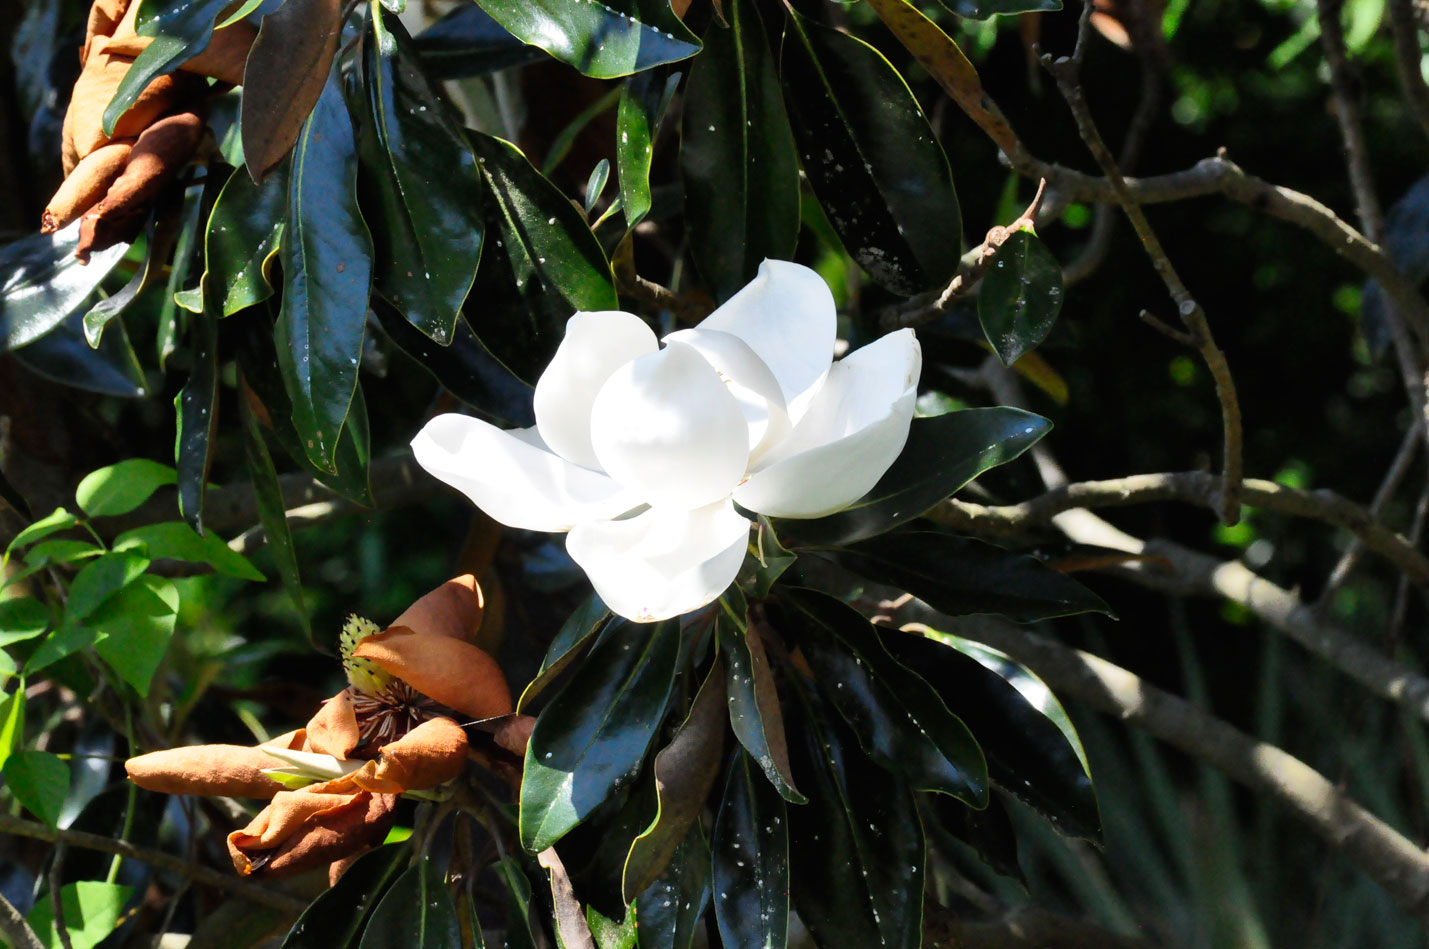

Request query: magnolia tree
[{"left": 3, "top": 0, "right": 1429, "bottom": 945}]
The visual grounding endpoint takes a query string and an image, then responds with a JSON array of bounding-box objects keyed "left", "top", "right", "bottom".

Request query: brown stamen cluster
[{"left": 349, "top": 680, "right": 441, "bottom": 751}]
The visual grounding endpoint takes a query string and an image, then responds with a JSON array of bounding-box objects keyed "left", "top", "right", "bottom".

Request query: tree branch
[
  {"left": 0, "top": 813, "right": 309, "bottom": 914},
  {"left": 1387, "top": 0, "right": 1429, "bottom": 145},
  {"left": 0, "top": 889, "right": 43, "bottom": 949},
  {"left": 918, "top": 612, "right": 1429, "bottom": 922}
]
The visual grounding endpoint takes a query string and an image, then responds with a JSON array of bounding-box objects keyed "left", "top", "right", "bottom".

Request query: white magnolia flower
[{"left": 411, "top": 260, "right": 921, "bottom": 622}]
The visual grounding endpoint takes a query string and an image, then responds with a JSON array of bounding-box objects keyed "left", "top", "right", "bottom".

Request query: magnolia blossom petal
[
  {"left": 228, "top": 788, "right": 397, "bottom": 878},
  {"left": 534, "top": 311, "right": 658, "bottom": 469},
  {"left": 589, "top": 342, "right": 749, "bottom": 510},
  {"left": 389, "top": 573, "right": 483, "bottom": 643},
  {"left": 735, "top": 330, "right": 921, "bottom": 518},
  {"left": 126, "top": 745, "right": 289, "bottom": 799},
  {"left": 566, "top": 500, "right": 751, "bottom": 622},
  {"left": 353, "top": 626, "right": 513, "bottom": 721},
  {"left": 664, "top": 327, "right": 791, "bottom": 463},
  {"left": 411, "top": 414, "right": 641, "bottom": 532},
  {"left": 343, "top": 717, "right": 469, "bottom": 794},
  {"left": 696, "top": 260, "right": 836, "bottom": 423},
  {"left": 304, "top": 689, "right": 360, "bottom": 759}
]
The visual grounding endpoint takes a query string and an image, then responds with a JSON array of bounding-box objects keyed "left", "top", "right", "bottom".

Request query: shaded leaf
[
  {"left": 978, "top": 230, "right": 1064, "bottom": 366},
  {"left": 779, "top": 9, "right": 961, "bottom": 296},
  {"left": 0, "top": 225, "right": 128, "bottom": 353},
  {"left": 358, "top": 859, "right": 460, "bottom": 949},
  {"left": 5, "top": 509, "right": 78, "bottom": 559},
  {"left": 521, "top": 619, "right": 680, "bottom": 853},
  {"left": 787, "top": 688, "right": 924, "bottom": 949},
  {"left": 114, "top": 521, "right": 263, "bottom": 580},
  {"left": 493, "top": 858, "right": 539, "bottom": 949},
  {"left": 82, "top": 184, "right": 186, "bottom": 346},
  {"left": 67, "top": 550, "right": 150, "bottom": 621},
  {"left": 681, "top": 0, "right": 799, "bottom": 301},
  {"left": 101, "top": 0, "right": 231, "bottom": 136},
  {"left": 712, "top": 750, "right": 789, "bottom": 949},
  {"left": 276, "top": 72, "right": 373, "bottom": 473},
  {"left": 922, "top": 791, "right": 1024, "bottom": 883},
  {"left": 939, "top": 0, "right": 1061, "bottom": 19},
  {"left": 782, "top": 408, "right": 1050, "bottom": 547},
  {"left": 518, "top": 594, "right": 609, "bottom": 712},
  {"left": 777, "top": 588, "right": 987, "bottom": 805},
  {"left": 358, "top": 9, "right": 483, "bottom": 343},
  {"left": 175, "top": 311, "right": 219, "bottom": 531},
  {"left": 623, "top": 658, "right": 727, "bottom": 901},
  {"left": 637, "top": 828, "right": 711, "bottom": 949},
  {"left": 469, "top": 0, "right": 699, "bottom": 79},
  {"left": 886, "top": 628, "right": 1100, "bottom": 838},
  {"left": 76, "top": 459, "right": 176, "bottom": 517},
  {"left": 742, "top": 516, "right": 797, "bottom": 599},
  {"left": 716, "top": 591, "right": 804, "bottom": 803},
  {"left": 281, "top": 842, "right": 411, "bottom": 947},
  {"left": 413, "top": 4, "right": 549, "bottom": 78},
  {"left": 3, "top": 749, "right": 69, "bottom": 827},
  {"left": 13, "top": 310, "right": 148, "bottom": 397},
  {"left": 466, "top": 131, "right": 618, "bottom": 384},
  {"left": 242, "top": 0, "right": 342, "bottom": 182},
  {"left": 0, "top": 598, "right": 50, "bottom": 648},
  {"left": 834, "top": 530, "right": 1112, "bottom": 621}
]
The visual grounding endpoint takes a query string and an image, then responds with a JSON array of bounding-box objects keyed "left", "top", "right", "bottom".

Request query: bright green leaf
[
  {"left": 4, "top": 749, "right": 70, "bottom": 827},
  {"left": 27, "top": 881, "right": 132, "bottom": 949},
  {"left": 75, "top": 459, "right": 177, "bottom": 517},
  {"left": 114, "top": 521, "right": 263, "bottom": 580}
]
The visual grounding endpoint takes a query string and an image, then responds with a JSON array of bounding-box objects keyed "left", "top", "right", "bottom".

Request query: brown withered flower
[
  {"left": 45, "top": 0, "right": 256, "bottom": 260},
  {"left": 126, "top": 575, "right": 530, "bottom": 881}
]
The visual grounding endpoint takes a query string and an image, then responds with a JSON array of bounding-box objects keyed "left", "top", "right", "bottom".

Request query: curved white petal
[
  {"left": 412, "top": 414, "right": 641, "bottom": 532},
  {"left": 589, "top": 342, "right": 750, "bottom": 510},
  {"left": 735, "top": 330, "right": 921, "bottom": 518},
  {"left": 696, "top": 260, "right": 836, "bottom": 424},
  {"left": 566, "top": 500, "right": 751, "bottom": 622},
  {"left": 534, "top": 311, "right": 659, "bottom": 470},
  {"left": 664, "top": 327, "right": 790, "bottom": 463}
]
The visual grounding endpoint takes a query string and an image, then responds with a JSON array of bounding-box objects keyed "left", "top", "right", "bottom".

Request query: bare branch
[
  {"left": 0, "top": 813, "right": 309, "bottom": 914},
  {"left": 920, "top": 613, "right": 1429, "bottom": 922},
  {"left": 1388, "top": 0, "right": 1429, "bottom": 145},
  {"left": 0, "top": 890, "right": 43, "bottom": 949}
]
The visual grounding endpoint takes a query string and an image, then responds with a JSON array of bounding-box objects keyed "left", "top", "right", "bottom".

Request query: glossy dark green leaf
[
  {"left": 175, "top": 312, "right": 218, "bottom": 531},
  {"left": 242, "top": 0, "right": 342, "bottom": 182},
  {"left": 281, "top": 842, "right": 410, "bottom": 947},
  {"left": 779, "top": 9, "right": 961, "bottom": 296},
  {"left": 742, "top": 516, "right": 797, "bottom": 599},
  {"left": 413, "top": 4, "right": 549, "bottom": 78},
  {"left": 358, "top": 859, "right": 460, "bottom": 949},
  {"left": 238, "top": 317, "right": 375, "bottom": 506},
  {"left": 834, "top": 530, "right": 1112, "bottom": 622},
  {"left": 114, "top": 521, "right": 263, "bottom": 580},
  {"left": 101, "top": 0, "right": 231, "bottom": 136},
  {"left": 493, "top": 858, "right": 539, "bottom": 949},
  {"left": 886, "top": 629, "right": 1100, "bottom": 838},
  {"left": 519, "top": 594, "right": 609, "bottom": 712},
  {"left": 777, "top": 588, "right": 987, "bottom": 805},
  {"left": 978, "top": 229, "right": 1064, "bottom": 366},
  {"left": 194, "top": 160, "right": 287, "bottom": 317},
  {"left": 157, "top": 180, "right": 208, "bottom": 367},
  {"left": 466, "top": 131, "right": 618, "bottom": 384},
  {"left": 239, "top": 389, "right": 315, "bottom": 646},
  {"left": 83, "top": 184, "right": 186, "bottom": 346},
  {"left": 716, "top": 591, "right": 804, "bottom": 803},
  {"left": 712, "top": 750, "right": 789, "bottom": 949},
  {"left": 3, "top": 750, "right": 69, "bottom": 827},
  {"left": 617, "top": 69, "right": 678, "bottom": 228},
  {"left": 681, "top": 0, "right": 799, "bottom": 301},
  {"left": 76, "top": 459, "right": 177, "bottom": 517},
  {"left": 469, "top": 0, "right": 699, "bottom": 79},
  {"left": 13, "top": 309, "right": 147, "bottom": 397},
  {"left": 783, "top": 408, "right": 1050, "bottom": 547},
  {"left": 0, "top": 467, "right": 31, "bottom": 521},
  {"left": 0, "top": 226, "right": 128, "bottom": 352},
  {"left": 521, "top": 619, "right": 681, "bottom": 853},
  {"left": 637, "top": 828, "right": 711, "bottom": 949},
  {"left": 938, "top": 0, "right": 1061, "bottom": 19},
  {"left": 623, "top": 659, "right": 727, "bottom": 901},
  {"left": 373, "top": 296, "right": 534, "bottom": 426},
  {"left": 586, "top": 159, "right": 610, "bottom": 215},
  {"left": 92, "top": 575, "right": 181, "bottom": 695},
  {"left": 922, "top": 790, "right": 1024, "bottom": 883},
  {"left": 276, "top": 73, "right": 373, "bottom": 473},
  {"left": 358, "top": 9, "right": 483, "bottom": 343},
  {"left": 787, "top": 688, "right": 925, "bottom": 949}
]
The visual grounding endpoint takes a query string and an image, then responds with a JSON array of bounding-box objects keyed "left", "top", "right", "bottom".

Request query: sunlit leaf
[
  {"left": 75, "top": 459, "right": 177, "bottom": 517},
  {"left": 469, "top": 0, "right": 699, "bottom": 79}
]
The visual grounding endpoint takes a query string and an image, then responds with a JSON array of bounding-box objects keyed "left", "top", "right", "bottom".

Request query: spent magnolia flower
[
  {"left": 412, "top": 261, "right": 921, "bottom": 622},
  {"left": 125, "top": 575, "right": 529, "bottom": 880}
]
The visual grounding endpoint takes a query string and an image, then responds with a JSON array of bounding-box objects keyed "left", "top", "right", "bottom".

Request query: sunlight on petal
[{"left": 665, "top": 327, "right": 791, "bottom": 463}]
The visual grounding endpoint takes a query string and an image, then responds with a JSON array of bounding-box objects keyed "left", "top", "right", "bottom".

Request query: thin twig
[
  {"left": 615, "top": 272, "right": 713, "bottom": 324},
  {"left": 48, "top": 844, "right": 72, "bottom": 949},
  {"left": 931, "top": 470, "right": 1429, "bottom": 588},
  {"left": 1387, "top": 0, "right": 1429, "bottom": 144},
  {"left": 882, "top": 180, "right": 1050, "bottom": 330},
  {"left": 0, "top": 814, "right": 309, "bottom": 914},
  {"left": 914, "top": 612, "right": 1429, "bottom": 922},
  {"left": 0, "top": 890, "right": 43, "bottom": 949},
  {"left": 1317, "top": 0, "right": 1386, "bottom": 240},
  {"left": 1040, "top": 17, "right": 1243, "bottom": 525}
]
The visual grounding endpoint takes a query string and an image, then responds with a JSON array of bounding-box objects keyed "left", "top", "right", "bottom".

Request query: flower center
[{"left": 349, "top": 679, "right": 440, "bottom": 750}]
